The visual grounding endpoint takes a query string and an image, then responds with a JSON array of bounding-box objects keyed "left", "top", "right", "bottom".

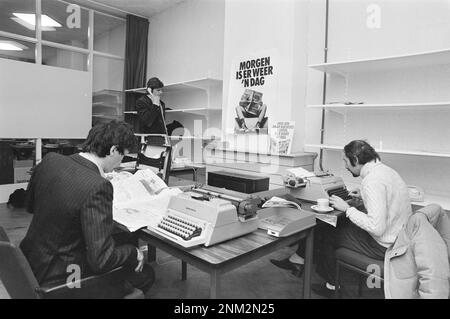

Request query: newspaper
[{"left": 107, "top": 169, "right": 182, "bottom": 232}]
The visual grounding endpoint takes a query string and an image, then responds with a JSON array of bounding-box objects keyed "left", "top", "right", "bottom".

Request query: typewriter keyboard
[
  {"left": 157, "top": 215, "right": 203, "bottom": 241},
  {"left": 150, "top": 212, "right": 207, "bottom": 248},
  {"left": 327, "top": 188, "right": 351, "bottom": 201}
]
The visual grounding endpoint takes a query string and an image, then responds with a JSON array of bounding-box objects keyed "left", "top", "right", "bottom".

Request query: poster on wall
[
  {"left": 269, "top": 121, "right": 295, "bottom": 155},
  {"left": 225, "top": 50, "right": 279, "bottom": 138}
]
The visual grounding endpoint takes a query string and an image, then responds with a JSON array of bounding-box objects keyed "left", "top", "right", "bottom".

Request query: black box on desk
[{"left": 207, "top": 170, "right": 269, "bottom": 193}]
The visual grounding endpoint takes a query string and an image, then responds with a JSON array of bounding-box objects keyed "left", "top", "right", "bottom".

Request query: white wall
[
  {"left": 146, "top": 0, "right": 225, "bottom": 83},
  {"left": 222, "top": 0, "right": 313, "bottom": 154},
  {"left": 145, "top": 0, "right": 225, "bottom": 139},
  {"left": 305, "top": 0, "right": 450, "bottom": 198}
]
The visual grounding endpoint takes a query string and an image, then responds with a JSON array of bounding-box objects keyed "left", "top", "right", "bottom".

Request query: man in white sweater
[
  {"left": 272, "top": 140, "right": 413, "bottom": 298},
  {"left": 317, "top": 140, "right": 413, "bottom": 297}
]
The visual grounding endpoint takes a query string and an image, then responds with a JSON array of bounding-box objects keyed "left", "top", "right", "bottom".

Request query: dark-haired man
[
  {"left": 136, "top": 77, "right": 167, "bottom": 138},
  {"left": 272, "top": 140, "right": 412, "bottom": 298},
  {"left": 20, "top": 120, "right": 154, "bottom": 297}
]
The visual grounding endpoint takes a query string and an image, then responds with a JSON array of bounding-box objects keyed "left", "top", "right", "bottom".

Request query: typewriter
[
  {"left": 286, "top": 172, "right": 352, "bottom": 203},
  {"left": 148, "top": 186, "right": 271, "bottom": 248}
]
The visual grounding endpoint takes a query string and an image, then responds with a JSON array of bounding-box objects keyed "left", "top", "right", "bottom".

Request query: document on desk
[
  {"left": 107, "top": 169, "right": 182, "bottom": 231},
  {"left": 314, "top": 213, "right": 338, "bottom": 227},
  {"left": 113, "top": 188, "right": 182, "bottom": 232}
]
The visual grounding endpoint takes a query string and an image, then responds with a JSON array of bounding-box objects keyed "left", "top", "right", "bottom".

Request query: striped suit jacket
[{"left": 20, "top": 153, "right": 137, "bottom": 285}]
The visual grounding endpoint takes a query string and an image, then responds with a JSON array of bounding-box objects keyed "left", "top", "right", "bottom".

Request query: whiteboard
[{"left": 0, "top": 59, "right": 92, "bottom": 138}]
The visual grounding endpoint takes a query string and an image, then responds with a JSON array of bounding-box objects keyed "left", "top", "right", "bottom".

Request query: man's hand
[
  {"left": 152, "top": 95, "right": 161, "bottom": 106},
  {"left": 329, "top": 195, "right": 350, "bottom": 212},
  {"left": 135, "top": 248, "right": 144, "bottom": 272},
  {"left": 348, "top": 188, "right": 361, "bottom": 199}
]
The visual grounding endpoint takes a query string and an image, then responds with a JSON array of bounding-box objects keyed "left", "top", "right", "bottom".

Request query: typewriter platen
[
  {"left": 287, "top": 173, "right": 352, "bottom": 203},
  {"left": 148, "top": 186, "right": 285, "bottom": 248}
]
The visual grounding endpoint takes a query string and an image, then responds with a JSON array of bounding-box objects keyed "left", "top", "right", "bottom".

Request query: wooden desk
[{"left": 139, "top": 226, "right": 314, "bottom": 299}]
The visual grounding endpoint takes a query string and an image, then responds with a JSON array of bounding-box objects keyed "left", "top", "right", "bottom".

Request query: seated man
[
  {"left": 271, "top": 140, "right": 412, "bottom": 298},
  {"left": 20, "top": 120, "right": 154, "bottom": 296},
  {"left": 235, "top": 89, "right": 267, "bottom": 131}
]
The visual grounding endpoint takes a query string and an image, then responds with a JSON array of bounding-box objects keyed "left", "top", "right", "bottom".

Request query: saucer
[{"left": 311, "top": 205, "right": 334, "bottom": 213}]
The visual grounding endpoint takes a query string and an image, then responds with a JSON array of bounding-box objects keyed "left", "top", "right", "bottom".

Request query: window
[
  {"left": 0, "top": 0, "right": 127, "bottom": 186},
  {"left": 42, "top": 45, "right": 88, "bottom": 71},
  {"left": 42, "top": 0, "right": 89, "bottom": 49},
  {"left": 0, "top": 35, "right": 36, "bottom": 63},
  {"left": 94, "top": 12, "right": 125, "bottom": 56},
  {"left": 0, "top": 0, "right": 36, "bottom": 38}
]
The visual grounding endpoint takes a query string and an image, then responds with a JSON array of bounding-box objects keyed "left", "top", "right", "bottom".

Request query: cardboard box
[{"left": 13, "top": 160, "right": 33, "bottom": 183}]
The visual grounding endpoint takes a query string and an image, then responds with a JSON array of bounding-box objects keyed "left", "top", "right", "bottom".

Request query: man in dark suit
[
  {"left": 136, "top": 77, "right": 167, "bottom": 146},
  {"left": 20, "top": 120, "right": 154, "bottom": 296}
]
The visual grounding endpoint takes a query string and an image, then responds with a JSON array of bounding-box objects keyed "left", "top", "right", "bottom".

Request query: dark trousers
[
  {"left": 297, "top": 219, "right": 387, "bottom": 285},
  {"left": 113, "top": 230, "right": 155, "bottom": 294}
]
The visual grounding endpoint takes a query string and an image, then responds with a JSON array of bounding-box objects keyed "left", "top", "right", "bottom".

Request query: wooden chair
[
  {"left": 135, "top": 138, "right": 172, "bottom": 185},
  {"left": 0, "top": 226, "right": 143, "bottom": 299}
]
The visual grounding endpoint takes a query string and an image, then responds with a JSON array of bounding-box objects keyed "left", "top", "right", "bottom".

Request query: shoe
[
  {"left": 270, "top": 258, "right": 300, "bottom": 272},
  {"left": 291, "top": 264, "right": 304, "bottom": 278},
  {"left": 311, "top": 283, "right": 335, "bottom": 299}
]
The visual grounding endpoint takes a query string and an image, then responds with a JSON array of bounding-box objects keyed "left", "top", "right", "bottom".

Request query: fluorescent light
[
  {"left": 0, "top": 41, "right": 28, "bottom": 51},
  {"left": 11, "top": 13, "right": 61, "bottom": 31}
]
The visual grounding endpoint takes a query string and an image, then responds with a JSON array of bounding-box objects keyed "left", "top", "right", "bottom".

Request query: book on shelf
[{"left": 106, "top": 169, "right": 182, "bottom": 232}]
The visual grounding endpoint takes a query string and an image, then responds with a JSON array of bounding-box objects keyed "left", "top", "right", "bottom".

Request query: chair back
[
  {"left": 0, "top": 226, "right": 40, "bottom": 299},
  {"left": 0, "top": 226, "right": 144, "bottom": 299},
  {"left": 136, "top": 141, "right": 172, "bottom": 185}
]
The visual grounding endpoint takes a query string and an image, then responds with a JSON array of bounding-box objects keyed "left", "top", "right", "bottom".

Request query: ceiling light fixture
[
  {"left": 11, "top": 13, "right": 62, "bottom": 31},
  {"left": 0, "top": 40, "right": 28, "bottom": 51}
]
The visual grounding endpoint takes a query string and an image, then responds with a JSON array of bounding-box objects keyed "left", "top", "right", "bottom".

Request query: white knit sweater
[{"left": 345, "top": 161, "right": 413, "bottom": 248}]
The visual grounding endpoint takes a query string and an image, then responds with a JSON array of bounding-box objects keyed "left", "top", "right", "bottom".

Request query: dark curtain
[{"left": 124, "top": 15, "right": 149, "bottom": 133}]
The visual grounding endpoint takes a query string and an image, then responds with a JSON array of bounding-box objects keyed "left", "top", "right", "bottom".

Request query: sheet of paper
[
  {"left": 286, "top": 167, "right": 315, "bottom": 179},
  {"left": 109, "top": 168, "right": 168, "bottom": 205},
  {"left": 262, "top": 196, "right": 301, "bottom": 210},
  {"left": 133, "top": 169, "right": 168, "bottom": 194},
  {"left": 113, "top": 187, "right": 183, "bottom": 232},
  {"left": 314, "top": 213, "right": 338, "bottom": 227}
]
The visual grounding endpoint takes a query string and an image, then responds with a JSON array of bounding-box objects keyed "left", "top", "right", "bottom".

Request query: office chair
[
  {"left": 135, "top": 140, "right": 172, "bottom": 185},
  {"left": 0, "top": 226, "right": 144, "bottom": 299},
  {"left": 334, "top": 247, "right": 384, "bottom": 299}
]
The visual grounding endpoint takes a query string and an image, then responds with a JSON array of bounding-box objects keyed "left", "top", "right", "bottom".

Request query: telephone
[{"left": 407, "top": 185, "right": 425, "bottom": 202}]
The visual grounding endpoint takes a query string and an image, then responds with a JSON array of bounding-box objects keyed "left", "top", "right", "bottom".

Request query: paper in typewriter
[{"left": 107, "top": 169, "right": 182, "bottom": 232}]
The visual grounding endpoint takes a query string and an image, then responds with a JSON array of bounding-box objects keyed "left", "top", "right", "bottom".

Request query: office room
[{"left": 0, "top": 0, "right": 449, "bottom": 303}]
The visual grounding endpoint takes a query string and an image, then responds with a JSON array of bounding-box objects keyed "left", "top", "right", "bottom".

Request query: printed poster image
[{"left": 225, "top": 50, "right": 280, "bottom": 136}]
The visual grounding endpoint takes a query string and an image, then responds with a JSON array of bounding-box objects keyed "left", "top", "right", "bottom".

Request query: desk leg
[
  {"left": 192, "top": 168, "right": 197, "bottom": 182},
  {"left": 147, "top": 245, "right": 156, "bottom": 262},
  {"left": 181, "top": 261, "right": 187, "bottom": 280},
  {"left": 210, "top": 271, "right": 220, "bottom": 299},
  {"left": 303, "top": 228, "right": 314, "bottom": 299}
]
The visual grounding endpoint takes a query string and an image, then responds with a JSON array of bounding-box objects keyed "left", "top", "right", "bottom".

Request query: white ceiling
[{"left": 75, "top": 0, "right": 186, "bottom": 18}]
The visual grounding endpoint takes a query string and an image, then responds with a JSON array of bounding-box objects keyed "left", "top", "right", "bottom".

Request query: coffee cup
[{"left": 317, "top": 198, "right": 330, "bottom": 210}]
